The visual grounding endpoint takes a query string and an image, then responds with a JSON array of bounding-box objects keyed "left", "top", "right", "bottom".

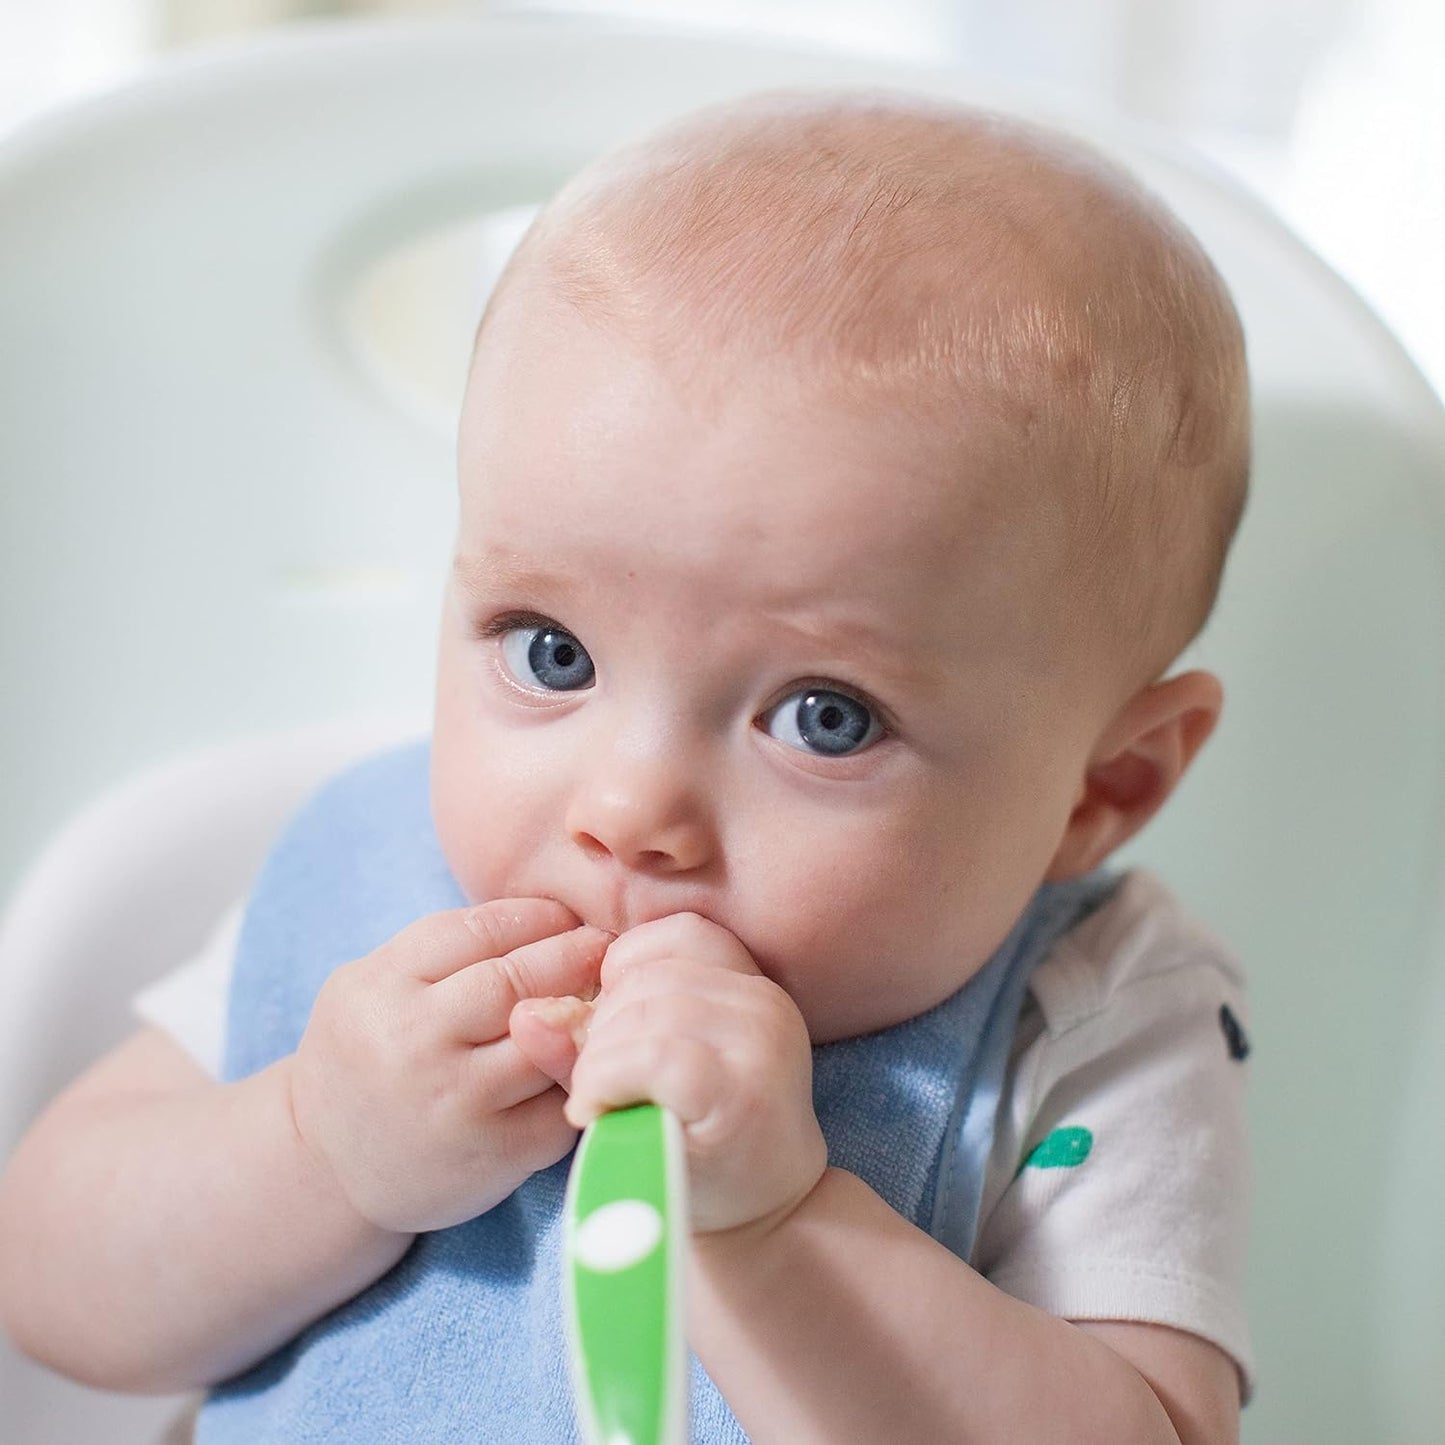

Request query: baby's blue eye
[
  {"left": 501, "top": 624, "right": 595, "bottom": 691},
  {"left": 764, "top": 688, "right": 880, "bottom": 757}
]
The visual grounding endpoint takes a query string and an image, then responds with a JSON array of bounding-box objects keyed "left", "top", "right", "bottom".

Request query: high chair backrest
[{"left": 2, "top": 17, "right": 1443, "bottom": 1444}]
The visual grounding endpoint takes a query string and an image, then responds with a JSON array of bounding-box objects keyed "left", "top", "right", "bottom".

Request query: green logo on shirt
[{"left": 1019, "top": 1126, "right": 1093, "bottom": 1173}]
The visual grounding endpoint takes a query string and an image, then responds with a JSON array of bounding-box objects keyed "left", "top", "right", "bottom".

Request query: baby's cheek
[
  {"left": 738, "top": 837, "right": 917, "bottom": 1034},
  {"left": 433, "top": 772, "right": 532, "bottom": 904},
  {"left": 751, "top": 811, "right": 1008, "bottom": 1040}
]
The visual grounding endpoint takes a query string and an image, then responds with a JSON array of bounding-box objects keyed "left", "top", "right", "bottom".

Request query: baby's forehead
[
  {"left": 464, "top": 289, "right": 1056, "bottom": 622},
  {"left": 470, "top": 92, "right": 1248, "bottom": 688}
]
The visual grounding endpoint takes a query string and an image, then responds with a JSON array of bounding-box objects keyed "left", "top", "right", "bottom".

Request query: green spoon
[{"left": 564, "top": 1103, "right": 688, "bottom": 1445}]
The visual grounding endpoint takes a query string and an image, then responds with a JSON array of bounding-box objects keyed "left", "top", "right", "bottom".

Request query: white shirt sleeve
[
  {"left": 973, "top": 869, "right": 1255, "bottom": 1399},
  {"left": 130, "top": 900, "right": 242, "bottom": 1079}
]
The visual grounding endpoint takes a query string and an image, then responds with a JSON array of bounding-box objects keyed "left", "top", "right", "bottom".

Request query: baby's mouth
[{"left": 561, "top": 884, "right": 710, "bottom": 940}]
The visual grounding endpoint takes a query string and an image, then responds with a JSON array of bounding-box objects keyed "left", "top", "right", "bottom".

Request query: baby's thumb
[{"left": 510, "top": 996, "right": 593, "bottom": 1090}]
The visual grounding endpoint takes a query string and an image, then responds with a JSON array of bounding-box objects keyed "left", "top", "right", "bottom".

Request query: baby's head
[{"left": 431, "top": 92, "right": 1249, "bottom": 1042}]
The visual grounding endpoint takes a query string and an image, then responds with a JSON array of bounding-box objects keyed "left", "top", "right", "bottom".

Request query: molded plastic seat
[{"left": 2, "top": 16, "right": 1443, "bottom": 1444}]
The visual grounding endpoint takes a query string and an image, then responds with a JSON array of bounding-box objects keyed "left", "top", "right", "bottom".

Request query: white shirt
[{"left": 131, "top": 867, "right": 1254, "bottom": 1395}]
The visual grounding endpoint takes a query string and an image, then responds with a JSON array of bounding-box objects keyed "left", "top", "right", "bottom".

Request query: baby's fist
[
  {"left": 289, "top": 899, "right": 608, "bottom": 1234},
  {"left": 560, "top": 913, "right": 827, "bottom": 1234}
]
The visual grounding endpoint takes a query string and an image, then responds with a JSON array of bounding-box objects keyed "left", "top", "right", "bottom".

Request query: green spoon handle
[{"left": 564, "top": 1103, "right": 688, "bottom": 1445}]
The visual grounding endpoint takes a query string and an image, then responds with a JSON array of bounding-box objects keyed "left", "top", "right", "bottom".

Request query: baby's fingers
[
  {"left": 488, "top": 1085, "right": 589, "bottom": 1184},
  {"left": 383, "top": 898, "right": 582, "bottom": 984},
  {"left": 509, "top": 995, "right": 593, "bottom": 1088},
  {"left": 564, "top": 1032, "right": 721, "bottom": 1132},
  {"left": 601, "top": 911, "right": 760, "bottom": 990},
  {"left": 464, "top": 1032, "right": 574, "bottom": 1111},
  {"left": 439, "top": 925, "right": 610, "bottom": 1043}
]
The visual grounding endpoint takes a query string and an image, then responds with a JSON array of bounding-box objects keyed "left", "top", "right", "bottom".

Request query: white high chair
[{"left": 2, "top": 16, "right": 1443, "bottom": 1445}]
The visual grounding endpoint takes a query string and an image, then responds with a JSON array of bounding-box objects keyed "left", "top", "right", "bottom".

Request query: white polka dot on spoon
[{"left": 573, "top": 1199, "right": 665, "bottom": 1273}]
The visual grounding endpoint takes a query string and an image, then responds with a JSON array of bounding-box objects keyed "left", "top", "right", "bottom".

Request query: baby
[{"left": 0, "top": 92, "right": 1252, "bottom": 1442}]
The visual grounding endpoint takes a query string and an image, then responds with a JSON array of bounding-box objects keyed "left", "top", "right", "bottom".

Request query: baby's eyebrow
[
  {"left": 766, "top": 612, "right": 947, "bottom": 699},
  {"left": 451, "top": 551, "right": 562, "bottom": 601},
  {"left": 451, "top": 553, "right": 491, "bottom": 598}
]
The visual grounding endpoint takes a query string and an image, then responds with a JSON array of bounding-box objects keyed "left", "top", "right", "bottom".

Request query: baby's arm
[
  {"left": 0, "top": 900, "right": 608, "bottom": 1393},
  {"left": 690, "top": 1173, "right": 1239, "bottom": 1445},
  {"left": 0, "top": 1027, "right": 410, "bottom": 1392}
]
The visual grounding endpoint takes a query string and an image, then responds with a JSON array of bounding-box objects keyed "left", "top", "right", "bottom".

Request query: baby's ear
[{"left": 1045, "top": 670, "right": 1223, "bottom": 882}]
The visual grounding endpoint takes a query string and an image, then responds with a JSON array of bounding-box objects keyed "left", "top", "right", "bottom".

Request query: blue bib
[{"left": 199, "top": 741, "right": 1116, "bottom": 1443}]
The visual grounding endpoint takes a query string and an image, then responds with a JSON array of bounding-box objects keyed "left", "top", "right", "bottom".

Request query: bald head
[{"left": 474, "top": 92, "right": 1250, "bottom": 686}]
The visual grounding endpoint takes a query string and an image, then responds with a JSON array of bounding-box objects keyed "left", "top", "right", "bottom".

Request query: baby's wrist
[
  {"left": 276, "top": 1054, "right": 415, "bottom": 1246},
  {"left": 691, "top": 1163, "right": 833, "bottom": 1260}
]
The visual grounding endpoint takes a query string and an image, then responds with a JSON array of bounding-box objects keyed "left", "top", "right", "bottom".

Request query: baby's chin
[{"left": 798, "top": 959, "right": 998, "bottom": 1046}]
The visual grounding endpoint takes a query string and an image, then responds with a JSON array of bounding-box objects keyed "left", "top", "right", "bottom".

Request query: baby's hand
[
  {"left": 288, "top": 900, "right": 610, "bottom": 1235},
  {"left": 513, "top": 914, "right": 827, "bottom": 1235}
]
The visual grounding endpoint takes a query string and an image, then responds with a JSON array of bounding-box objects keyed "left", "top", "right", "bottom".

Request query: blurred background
[
  {"left": 3, "top": 0, "right": 1443, "bottom": 400},
  {"left": 4, "top": 7, "right": 1445, "bottom": 1445}
]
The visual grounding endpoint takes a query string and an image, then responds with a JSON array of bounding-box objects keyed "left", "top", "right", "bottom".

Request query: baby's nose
[{"left": 564, "top": 752, "right": 715, "bottom": 875}]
